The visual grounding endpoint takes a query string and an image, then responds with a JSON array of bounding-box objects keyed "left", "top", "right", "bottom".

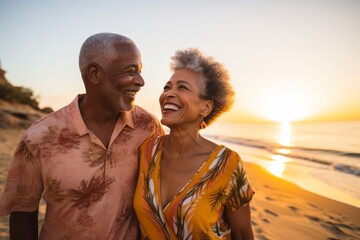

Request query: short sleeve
[
  {"left": 0, "top": 137, "right": 43, "bottom": 216},
  {"left": 225, "top": 154, "right": 255, "bottom": 211}
]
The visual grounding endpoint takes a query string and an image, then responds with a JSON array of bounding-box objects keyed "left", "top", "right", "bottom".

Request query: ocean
[{"left": 203, "top": 121, "right": 360, "bottom": 208}]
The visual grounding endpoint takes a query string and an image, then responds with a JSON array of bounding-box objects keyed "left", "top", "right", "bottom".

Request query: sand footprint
[
  {"left": 307, "top": 202, "right": 322, "bottom": 211},
  {"left": 287, "top": 205, "right": 299, "bottom": 212},
  {"left": 261, "top": 218, "right": 270, "bottom": 223},
  {"left": 256, "top": 234, "right": 269, "bottom": 240},
  {"left": 264, "top": 209, "right": 278, "bottom": 217},
  {"left": 320, "top": 221, "right": 347, "bottom": 237},
  {"left": 305, "top": 215, "right": 354, "bottom": 239},
  {"left": 305, "top": 215, "right": 320, "bottom": 222},
  {"left": 265, "top": 196, "right": 274, "bottom": 201}
]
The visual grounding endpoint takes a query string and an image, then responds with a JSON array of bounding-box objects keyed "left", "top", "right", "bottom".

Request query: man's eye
[{"left": 128, "top": 70, "right": 136, "bottom": 76}]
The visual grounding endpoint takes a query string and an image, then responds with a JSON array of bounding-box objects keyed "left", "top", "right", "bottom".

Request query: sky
[{"left": 1, "top": 0, "right": 359, "bottom": 123}]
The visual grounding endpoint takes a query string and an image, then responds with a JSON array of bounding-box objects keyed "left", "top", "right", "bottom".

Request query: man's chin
[{"left": 118, "top": 104, "right": 134, "bottom": 112}]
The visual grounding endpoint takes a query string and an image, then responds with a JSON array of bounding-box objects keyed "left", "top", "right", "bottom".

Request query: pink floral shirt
[{"left": 0, "top": 95, "right": 164, "bottom": 239}]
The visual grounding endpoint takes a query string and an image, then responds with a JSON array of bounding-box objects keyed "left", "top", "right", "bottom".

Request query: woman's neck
[{"left": 165, "top": 128, "right": 202, "bottom": 155}]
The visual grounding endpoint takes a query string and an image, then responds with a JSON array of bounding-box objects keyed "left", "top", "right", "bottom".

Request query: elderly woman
[{"left": 134, "top": 48, "right": 255, "bottom": 239}]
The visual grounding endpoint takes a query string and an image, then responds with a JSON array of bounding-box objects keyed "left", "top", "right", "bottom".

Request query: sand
[
  {"left": 0, "top": 128, "right": 359, "bottom": 239},
  {"left": 245, "top": 163, "right": 360, "bottom": 239}
]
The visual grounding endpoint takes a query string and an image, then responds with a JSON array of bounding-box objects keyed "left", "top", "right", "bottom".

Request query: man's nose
[{"left": 134, "top": 73, "right": 145, "bottom": 86}]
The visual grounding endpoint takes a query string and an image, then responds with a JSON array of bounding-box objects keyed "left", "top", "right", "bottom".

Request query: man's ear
[{"left": 87, "top": 63, "right": 103, "bottom": 84}]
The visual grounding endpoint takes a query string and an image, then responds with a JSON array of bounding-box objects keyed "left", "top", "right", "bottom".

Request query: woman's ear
[{"left": 202, "top": 100, "right": 214, "bottom": 117}]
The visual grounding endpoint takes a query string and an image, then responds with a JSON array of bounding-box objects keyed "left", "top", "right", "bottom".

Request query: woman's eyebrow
[{"left": 176, "top": 80, "right": 191, "bottom": 86}]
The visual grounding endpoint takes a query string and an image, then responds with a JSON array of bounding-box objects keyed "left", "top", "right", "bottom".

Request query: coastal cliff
[{"left": 0, "top": 66, "right": 52, "bottom": 129}]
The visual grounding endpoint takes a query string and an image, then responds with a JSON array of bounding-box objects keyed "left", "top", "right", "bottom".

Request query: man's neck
[{"left": 78, "top": 94, "right": 121, "bottom": 148}]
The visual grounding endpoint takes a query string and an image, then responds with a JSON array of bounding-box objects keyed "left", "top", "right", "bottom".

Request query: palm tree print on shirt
[
  {"left": 14, "top": 140, "right": 36, "bottom": 165},
  {"left": 44, "top": 178, "right": 67, "bottom": 202},
  {"left": 68, "top": 176, "right": 114, "bottom": 209},
  {"left": 82, "top": 144, "right": 109, "bottom": 169},
  {"left": 42, "top": 126, "right": 80, "bottom": 153}
]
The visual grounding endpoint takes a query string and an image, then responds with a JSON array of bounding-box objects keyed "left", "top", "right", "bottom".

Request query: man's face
[{"left": 101, "top": 43, "right": 144, "bottom": 112}]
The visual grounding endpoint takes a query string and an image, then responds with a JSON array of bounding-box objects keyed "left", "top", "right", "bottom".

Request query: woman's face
[{"left": 159, "top": 69, "right": 210, "bottom": 129}]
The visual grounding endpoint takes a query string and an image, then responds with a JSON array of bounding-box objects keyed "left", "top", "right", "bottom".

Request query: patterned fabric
[
  {"left": 134, "top": 136, "right": 254, "bottom": 240},
  {"left": 0, "top": 95, "right": 164, "bottom": 240}
]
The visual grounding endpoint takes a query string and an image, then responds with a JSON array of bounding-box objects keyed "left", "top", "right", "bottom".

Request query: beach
[
  {"left": 245, "top": 162, "right": 360, "bottom": 240},
  {"left": 0, "top": 126, "right": 360, "bottom": 239}
]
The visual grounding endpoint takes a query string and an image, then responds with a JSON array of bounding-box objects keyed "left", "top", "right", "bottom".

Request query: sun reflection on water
[
  {"left": 268, "top": 122, "right": 293, "bottom": 176},
  {"left": 268, "top": 155, "right": 290, "bottom": 177},
  {"left": 278, "top": 121, "right": 292, "bottom": 146}
]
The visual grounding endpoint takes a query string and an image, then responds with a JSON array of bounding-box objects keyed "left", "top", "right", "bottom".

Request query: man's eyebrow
[{"left": 122, "top": 65, "right": 141, "bottom": 71}]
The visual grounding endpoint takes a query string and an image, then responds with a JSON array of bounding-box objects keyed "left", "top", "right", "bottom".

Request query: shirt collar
[
  {"left": 67, "top": 94, "right": 135, "bottom": 136},
  {"left": 122, "top": 110, "right": 135, "bottom": 130}
]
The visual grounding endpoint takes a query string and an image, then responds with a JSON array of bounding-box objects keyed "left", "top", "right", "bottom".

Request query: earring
[{"left": 200, "top": 115, "right": 207, "bottom": 129}]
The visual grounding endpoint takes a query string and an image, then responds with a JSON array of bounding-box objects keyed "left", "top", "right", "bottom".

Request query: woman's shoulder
[
  {"left": 139, "top": 135, "right": 167, "bottom": 158},
  {"left": 139, "top": 135, "right": 166, "bottom": 167},
  {"left": 215, "top": 144, "right": 243, "bottom": 165},
  {"left": 142, "top": 135, "right": 165, "bottom": 147}
]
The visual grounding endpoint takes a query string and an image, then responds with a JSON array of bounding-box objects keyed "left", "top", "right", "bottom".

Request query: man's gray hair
[{"left": 79, "top": 33, "right": 134, "bottom": 71}]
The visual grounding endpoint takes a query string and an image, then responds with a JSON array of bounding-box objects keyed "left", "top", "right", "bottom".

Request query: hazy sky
[{"left": 1, "top": 0, "right": 359, "bottom": 123}]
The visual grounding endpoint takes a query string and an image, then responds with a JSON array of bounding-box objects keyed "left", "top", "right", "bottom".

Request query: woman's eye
[
  {"left": 163, "top": 86, "right": 170, "bottom": 91},
  {"left": 179, "top": 85, "right": 187, "bottom": 90}
]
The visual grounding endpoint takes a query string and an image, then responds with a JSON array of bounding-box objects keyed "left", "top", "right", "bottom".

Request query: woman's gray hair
[
  {"left": 170, "top": 48, "right": 235, "bottom": 125},
  {"left": 79, "top": 33, "right": 134, "bottom": 72}
]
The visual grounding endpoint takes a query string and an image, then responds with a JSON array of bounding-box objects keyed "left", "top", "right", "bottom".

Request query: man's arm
[{"left": 10, "top": 210, "right": 38, "bottom": 240}]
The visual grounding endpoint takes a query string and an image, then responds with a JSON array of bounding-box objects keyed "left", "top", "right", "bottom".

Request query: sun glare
[
  {"left": 268, "top": 155, "right": 289, "bottom": 177},
  {"left": 267, "top": 122, "right": 293, "bottom": 177},
  {"left": 253, "top": 83, "right": 314, "bottom": 122},
  {"left": 278, "top": 121, "right": 292, "bottom": 146},
  {"left": 264, "top": 94, "right": 309, "bottom": 122}
]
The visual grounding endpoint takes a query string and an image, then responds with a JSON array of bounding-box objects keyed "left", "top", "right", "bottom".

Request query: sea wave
[{"left": 208, "top": 135, "right": 360, "bottom": 177}]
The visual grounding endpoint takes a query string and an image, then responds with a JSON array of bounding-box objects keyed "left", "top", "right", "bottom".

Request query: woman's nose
[
  {"left": 160, "top": 90, "right": 175, "bottom": 102},
  {"left": 165, "top": 88, "right": 177, "bottom": 98}
]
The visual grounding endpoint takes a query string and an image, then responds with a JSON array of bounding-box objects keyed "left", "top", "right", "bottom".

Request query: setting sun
[{"left": 254, "top": 84, "right": 313, "bottom": 122}]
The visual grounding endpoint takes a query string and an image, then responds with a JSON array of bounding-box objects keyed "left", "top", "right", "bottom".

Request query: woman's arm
[{"left": 225, "top": 204, "right": 254, "bottom": 240}]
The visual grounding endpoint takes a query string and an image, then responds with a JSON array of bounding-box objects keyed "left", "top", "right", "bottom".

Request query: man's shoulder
[
  {"left": 132, "top": 105, "right": 153, "bottom": 115},
  {"left": 24, "top": 105, "right": 70, "bottom": 139},
  {"left": 132, "top": 105, "right": 159, "bottom": 122},
  {"left": 130, "top": 105, "right": 164, "bottom": 134}
]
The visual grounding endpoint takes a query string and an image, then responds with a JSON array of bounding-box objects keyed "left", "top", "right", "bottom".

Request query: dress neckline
[{"left": 155, "top": 137, "right": 223, "bottom": 210}]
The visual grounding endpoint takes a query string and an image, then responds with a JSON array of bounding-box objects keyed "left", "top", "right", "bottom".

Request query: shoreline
[{"left": 209, "top": 137, "right": 360, "bottom": 208}]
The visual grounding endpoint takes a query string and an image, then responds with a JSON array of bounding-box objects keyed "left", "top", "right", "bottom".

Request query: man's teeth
[
  {"left": 163, "top": 104, "right": 179, "bottom": 111},
  {"left": 126, "top": 91, "right": 136, "bottom": 96}
]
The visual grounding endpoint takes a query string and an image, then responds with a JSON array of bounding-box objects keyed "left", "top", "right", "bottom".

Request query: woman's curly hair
[{"left": 170, "top": 48, "right": 235, "bottom": 125}]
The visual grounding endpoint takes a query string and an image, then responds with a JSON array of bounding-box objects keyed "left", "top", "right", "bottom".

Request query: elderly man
[{"left": 0, "top": 33, "right": 163, "bottom": 239}]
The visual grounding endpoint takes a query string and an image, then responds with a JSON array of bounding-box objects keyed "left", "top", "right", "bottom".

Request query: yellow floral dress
[{"left": 134, "top": 136, "right": 254, "bottom": 239}]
